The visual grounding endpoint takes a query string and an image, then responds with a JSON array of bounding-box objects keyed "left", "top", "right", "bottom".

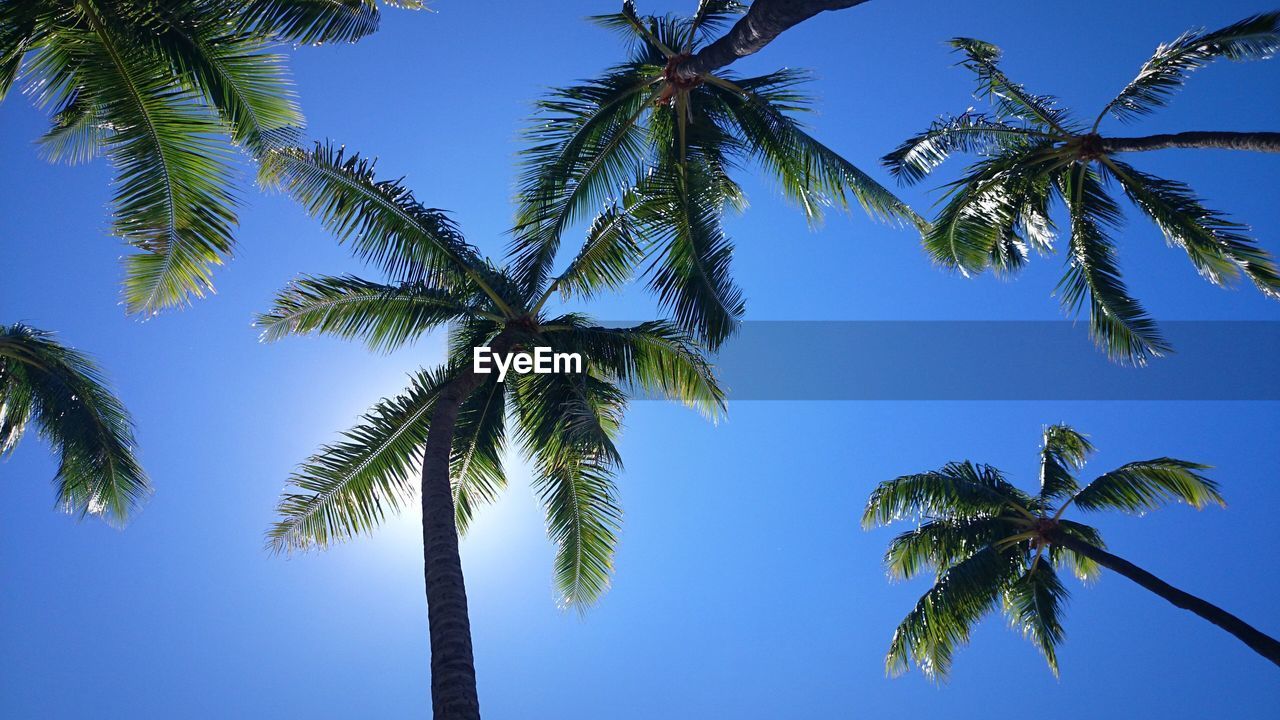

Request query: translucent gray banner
[{"left": 633, "top": 321, "right": 1280, "bottom": 401}]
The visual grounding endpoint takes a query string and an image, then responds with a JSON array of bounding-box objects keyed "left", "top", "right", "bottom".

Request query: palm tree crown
[
  {"left": 0, "top": 323, "right": 150, "bottom": 525},
  {"left": 512, "top": 0, "right": 924, "bottom": 348},
  {"left": 260, "top": 141, "right": 724, "bottom": 608},
  {"left": 863, "top": 425, "right": 1241, "bottom": 679},
  {"left": 0, "top": 0, "right": 420, "bottom": 313},
  {"left": 882, "top": 13, "right": 1280, "bottom": 364}
]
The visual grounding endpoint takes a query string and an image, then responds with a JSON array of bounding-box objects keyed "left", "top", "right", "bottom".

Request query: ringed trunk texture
[
  {"left": 1101, "top": 131, "right": 1280, "bottom": 154},
  {"left": 675, "top": 0, "right": 873, "bottom": 80},
  {"left": 419, "top": 331, "right": 518, "bottom": 720},
  {"left": 1055, "top": 534, "right": 1280, "bottom": 668}
]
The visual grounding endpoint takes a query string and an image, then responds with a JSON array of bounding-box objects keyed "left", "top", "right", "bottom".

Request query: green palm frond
[
  {"left": 887, "top": 546, "right": 1022, "bottom": 679},
  {"left": 451, "top": 375, "right": 507, "bottom": 535},
  {"left": 1100, "top": 158, "right": 1280, "bottom": 297},
  {"left": 631, "top": 155, "right": 745, "bottom": 347},
  {"left": 1038, "top": 424, "right": 1094, "bottom": 502},
  {"left": 37, "top": 90, "right": 108, "bottom": 164},
  {"left": 1002, "top": 561, "right": 1069, "bottom": 675},
  {"left": 1072, "top": 459, "right": 1224, "bottom": 514},
  {"left": 1049, "top": 519, "right": 1106, "bottom": 582},
  {"left": 512, "top": 371, "right": 627, "bottom": 608},
  {"left": 689, "top": 0, "right": 747, "bottom": 46},
  {"left": 863, "top": 461, "right": 1035, "bottom": 528},
  {"left": 1098, "top": 11, "right": 1280, "bottom": 125},
  {"left": 1057, "top": 162, "right": 1169, "bottom": 364},
  {"left": 706, "top": 74, "right": 924, "bottom": 228},
  {"left": 23, "top": 5, "right": 241, "bottom": 314},
  {"left": 540, "top": 201, "right": 646, "bottom": 303},
  {"left": 883, "top": 516, "right": 1015, "bottom": 581},
  {"left": 267, "top": 367, "right": 449, "bottom": 553},
  {"left": 237, "top": 0, "right": 425, "bottom": 45},
  {"left": 264, "top": 143, "right": 507, "bottom": 305},
  {"left": 544, "top": 318, "right": 725, "bottom": 419},
  {"left": 255, "top": 274, "right": 483, "bottom": 351},
  {"left": 949, "top": 37, "right": 1076, "bottom": 133},
  {"left": 0, "top": 324, "right": 150, "bottom": 525},
  {"left": 512, "top": 65, "right": 660, "bottom": 291},
  {"left": 882, "top": 113, "right": 1056, "bottom": 185}
]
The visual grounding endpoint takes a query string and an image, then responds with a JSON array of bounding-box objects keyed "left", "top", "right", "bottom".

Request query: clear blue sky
[{"left": 3, "top": 1, "right": 1279, "bottom": 717}]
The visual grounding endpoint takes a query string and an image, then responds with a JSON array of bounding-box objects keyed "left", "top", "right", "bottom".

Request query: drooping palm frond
[
  {"left": 886, "top": 546, "right": 1022, "bottom": 679},
  {"left": 1057, "top": 162, "right": 1169, "bottom": 364},
  {"left": 267, "top": 367, "right": 449, "bottom": 553},
  {"left": 1049, "top": 519, "right": 1106, "bottom": 582},
  {"left": 1098, "top": 11, "right": 1280, "bottom": 125},
  {"left": 255, "top": 274, "right": 483, "bottom": 351},
  {"left": 23, "top": 6, "right": 241, "bottom": 314},
  {"left": 0, "top": 324, "right": 150, "bottom": 525},
  {"left": 237, "top": 0, "right": 424, "bottom": 46},
  {"left": 862, "top": 461, "right": 1035, "bottom": 528},
  {"left": 1071, "top": 459, "right": 1224, "bottom": 513},
  {"left": 1038, "top": 424, "right": 1094, "bottom": 502},
  {"left": 511, "top": 370, "right": 627, "bottom": 608},
  {"left": 1002, "top": 561, "right": 1069, "bottom": 675},
  {"left": 706, "top": 72, "right": 925, "bottom": 228},
  {"left": 450, "top": 375, "right": 507, "bottom": 535},
  {"left": 543, "top": 317, "right": 725, "bottom": 419},
  {"left": 541, "top": 201, "right": 646, "bottom": 302},
  {"left": 1099, "top": 157, "right": 1280, "bottom": 296}
]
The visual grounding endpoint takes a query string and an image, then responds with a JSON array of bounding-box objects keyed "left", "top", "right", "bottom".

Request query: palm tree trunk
[
  {"left": 419, "top": 331, "right": 518, "bottom": 720},
  {"left": 1101, "top": 131, "right": 1280, "bottom": 154},
  {"left": 674, "top": 0, "right": 872, "bottom": 80},
  {"left": 1055, "top": 534, "right": 1280, "bottom": 668}
]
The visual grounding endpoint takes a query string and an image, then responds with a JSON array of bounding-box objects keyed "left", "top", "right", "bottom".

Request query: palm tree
[
  {"left": 862, "top": 424, "right": 1280, "bottom": 679},
  {"left": 882, "top": 13, "right": 1280, "bottom": 364},
  {"left": 259, "top": 142, "right": 724, "bottom": 720},
  {"left": 513, "top": 0, "right": 923, "bottom": 348},
  {"left": 0, "top": 323, "right": 150, "bottom": 525},
  {"left": 0, "top": 0, "right": 420, "bottom": 314}
]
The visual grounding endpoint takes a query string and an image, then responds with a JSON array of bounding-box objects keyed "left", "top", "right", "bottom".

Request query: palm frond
[
  {"left": 949, "top": 37, "right": 1075, "bottom": 133},
  {"left": 1002, "top": 561, "right": 1069, "bottom": 675},
  {"left": 883, "top": 516, "right": 1015, "bottom": 581},
  {"left": 0, "top": 324, "right": 150, "bottom": 525},
  {"left": 689, "top": 0, "right": 747, "bottom": 46},
  {"left": 1100, "top": 158, "right": 1280, "bottom": 297},
  {"left": 1098, "top": 11, "right": 1280, "bottom": 124},
  {"left": 265, "top": 142, "right": 492, "bottom": 292},
  {"left": 512, "top": 65, "right": 659, "bottom": 291},
  {"left": 706, "top": 74, "right": 924, "bottom": 228},
  {"left": 267, "top": 367, "right": 448, "bottom": 553},
  {"left": 255, "top": 274, "right": 479, "bottom": 351},
  {"left": 886, "top": 546, "right": 1021, "bottom": 679},
  {"left": 863, "top": 461, "right": 1035, "bottom": 528},
  {"left": 1057, "top": 162, "right": 1169, "bottom": 364},
  {"left": 451, "top": 375, "right": 507, "bottom": 535},
  {"left": 881, "top": 113, "right": 1053, "bottom": 185},
  {"left": 238, "top": 0, "right": 424, "bottom": 45},
  {"left": 1072, "top": 458, "right": 1225, "bottom": 514},
  {"left": 544, "top": 318, "right": 725, "bottom": 419},
  {"left": 1038, "top": 424, "right": 1094, "bottom": 502},
  {"left": 1049, "top": 519, "right": 1106, "bottom": 582},
  {"left": 542, "top": 200, "right": 646, "bottom": 302}
]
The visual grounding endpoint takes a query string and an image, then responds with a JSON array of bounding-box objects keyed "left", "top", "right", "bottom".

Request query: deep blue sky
[{"left": 3, "top": 1, "right": 1279, "bottom": 717}]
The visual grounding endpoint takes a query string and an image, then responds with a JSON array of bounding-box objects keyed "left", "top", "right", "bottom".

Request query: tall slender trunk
[
  {"left": 1054, "top": 534, "right": 1280, "bottom": 668},
  {"left": 674, "top": 0, "right": 873, "bottom": 80},
  {"left": 1101, "top": 131, "right": 1280, "bottom": 154},
  {"left": 419, "top": 331, "right": 517, "bottom": 720}
]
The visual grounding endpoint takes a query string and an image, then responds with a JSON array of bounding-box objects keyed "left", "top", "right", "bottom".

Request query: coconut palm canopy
[
  {"left": 864, "top": 425, "right": 1279, "bottom": 679},
  {"left": 0, "top": 0, "right": 421, "bottom": 313},
  {"left": 883, "top": 12, "right": 1280, "bottom": 364},
  {"left": 513, "top": 0, "right": 925, "bottom": 348}
]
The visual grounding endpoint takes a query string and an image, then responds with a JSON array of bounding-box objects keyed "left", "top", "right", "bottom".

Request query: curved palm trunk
[
  {"left": 1055, "top": 534, "right": 1280, "bottom": 668},
  {"left": 419, "top": 332, "right": 517, "bottom": 720},
  {"left": 675, "top": 0, "right": 872, "bottom": 80},
  {"left": 1101, "top": 131, "right": 1280, "bottom": 154}
]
